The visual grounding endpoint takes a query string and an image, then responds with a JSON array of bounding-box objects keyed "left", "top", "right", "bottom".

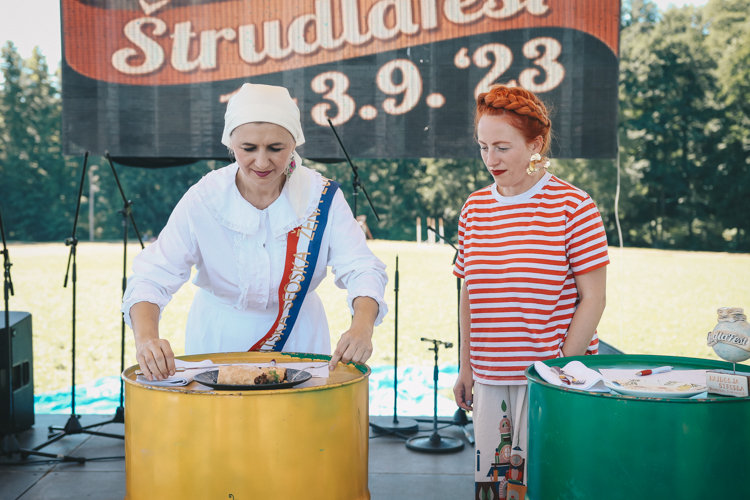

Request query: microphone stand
[
  {"left": 77, "top": 152, "right": 145, "bottom": 430},
  {"left": 1, "top": 206, "right": 83, "bottom": 462},
  {"left": 326, "top": 118, "right": 380, "bottom": 221},
  {"left": 405, "top": 338, "right": 464, "bottom": 453},
  {"left": 426, "top": 226, "right": 474, "bottom": 444},
  {"left": 325, "top": 121, "right": 419, "bottom": 438},
  {"left": 369, "top": 256, "right": 419, "bottom": 437},
  {"left": 36, "top": 153, "right": 123, "bottom": 458}
]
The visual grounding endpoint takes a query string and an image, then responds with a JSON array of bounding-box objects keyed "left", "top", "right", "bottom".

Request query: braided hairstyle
[{"left": 475, "top": 84, "right": 552, "bottom": 155}]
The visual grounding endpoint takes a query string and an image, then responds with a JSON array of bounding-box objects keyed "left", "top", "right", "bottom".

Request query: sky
[{"left": 0, "top": 0, "right": 710, "bottom": 73}]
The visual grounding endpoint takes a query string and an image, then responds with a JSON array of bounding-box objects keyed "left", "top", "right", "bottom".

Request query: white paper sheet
[
  {"left": 136, "top": 359, "right": 215, "bottom": 387},
  {"left": 598, "top": 368, "right": 707, "bottom": 386},
  {"left": 534, "top": 360, "right": 610, "bottom": 392}
]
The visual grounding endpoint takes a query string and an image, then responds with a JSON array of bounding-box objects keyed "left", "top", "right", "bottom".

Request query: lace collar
[{"left": 196, "top": 163, "right": 326, "bottom": 237}]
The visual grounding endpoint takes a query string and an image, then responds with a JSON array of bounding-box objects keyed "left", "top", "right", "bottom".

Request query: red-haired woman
[{"left": 452, "top": 85, "right": 609, "bottom": 497}]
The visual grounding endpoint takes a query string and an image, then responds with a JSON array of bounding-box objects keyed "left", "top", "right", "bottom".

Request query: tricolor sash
[{"left": 249, "top": 179, "right": 340, "bottom": 352}]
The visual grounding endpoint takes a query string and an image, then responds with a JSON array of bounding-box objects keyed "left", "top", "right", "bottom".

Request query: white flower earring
[{"left": 527, "top": 153, "right": 550, "bottom": 175}]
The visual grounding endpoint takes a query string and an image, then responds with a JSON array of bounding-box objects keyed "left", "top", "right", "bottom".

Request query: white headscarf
[{"left": 222, "top": 84, "right": 310, "bottom": 219}]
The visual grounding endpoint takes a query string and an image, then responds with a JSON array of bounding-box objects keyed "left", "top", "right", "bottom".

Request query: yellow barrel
[{"left": 122, "top": 352, "right": 370, "bottom": 499}]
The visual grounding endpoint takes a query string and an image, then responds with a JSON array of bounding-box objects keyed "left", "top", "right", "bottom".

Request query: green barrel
[{"left": 526, "top": 355, "right": 750, "bottom": 500}]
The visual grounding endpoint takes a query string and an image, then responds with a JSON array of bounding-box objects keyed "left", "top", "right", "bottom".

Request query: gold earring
[
  {"left": 527, "top": 153, "right": 550, "bottom": 175},
  {"left": 527, "top": 153, "right": 541, "bottom": 175}
]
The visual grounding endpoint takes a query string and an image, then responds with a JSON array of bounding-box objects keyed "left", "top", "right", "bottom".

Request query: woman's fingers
[
  {"left": 135, "top": 351, "right": 153, "bottom": 381},
  {"left": 330, "top": 331, "right": 373, "bottom": 370},
  {"left": 453, "top": 378, "right": 474, "bottom": 411},
  {"left": 137, "top": 339, "right": 175, "bottom": 380},
  {"left": 166, "top": 345, "right": 176, "bottom": 376}
]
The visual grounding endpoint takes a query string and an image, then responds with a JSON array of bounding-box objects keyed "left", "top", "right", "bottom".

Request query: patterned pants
[{"left": 473, "top": 382, "right": 529, "bottom": 500}]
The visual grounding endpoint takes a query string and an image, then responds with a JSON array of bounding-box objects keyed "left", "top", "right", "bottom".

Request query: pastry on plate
[{"left": 217, "top": 365, "right": 288, "bottom": 385}]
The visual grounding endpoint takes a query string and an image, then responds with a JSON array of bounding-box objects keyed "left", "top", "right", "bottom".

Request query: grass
[{"left": 6, "top": 240, "right": 750, "bottom": 394}]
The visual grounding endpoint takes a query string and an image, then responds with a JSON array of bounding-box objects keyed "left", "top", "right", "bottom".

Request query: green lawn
[{"left": 6, "top": 241, "right": 750, "bottom": 393}]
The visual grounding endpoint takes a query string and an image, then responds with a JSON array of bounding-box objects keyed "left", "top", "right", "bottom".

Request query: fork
[
  {"left": 289, "top": 366, "right": 321, "bottom": 382},
  {"left": 551, "top": 366, "right": 586, "bottom": 385}
]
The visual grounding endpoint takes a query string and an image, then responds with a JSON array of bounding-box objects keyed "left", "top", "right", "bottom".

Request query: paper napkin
[
  {"left": 534, "top": 360, "right": 610, "bottom": 392},
  {"left": 135, "top": 359, "right": 215, "bottom": 387}
]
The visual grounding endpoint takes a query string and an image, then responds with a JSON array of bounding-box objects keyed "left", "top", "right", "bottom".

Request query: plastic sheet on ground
[{"left": 34, "top": 365, "right": 462, "bottom": 416}]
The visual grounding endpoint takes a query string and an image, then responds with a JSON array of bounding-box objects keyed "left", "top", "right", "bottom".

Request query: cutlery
[{"left": 551, "top": 366, "right": 586, "bottom": 385}]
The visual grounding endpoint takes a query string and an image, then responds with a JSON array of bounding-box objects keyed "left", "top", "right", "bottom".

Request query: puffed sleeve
[
  {"left": 120, "top": 191, "right": 201, "bottom": 328},
  {"left": 326, "top": 189, "right": 389, "bottom": 326}
]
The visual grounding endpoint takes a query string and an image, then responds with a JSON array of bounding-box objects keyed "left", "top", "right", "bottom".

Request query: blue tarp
[{"left": 34, "top": 365, "right": 461, "bottom": 416}]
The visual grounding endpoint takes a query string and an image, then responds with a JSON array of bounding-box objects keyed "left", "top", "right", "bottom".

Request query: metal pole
[{"left": 393, "top": 256, "right": 399, "bottom": 424}]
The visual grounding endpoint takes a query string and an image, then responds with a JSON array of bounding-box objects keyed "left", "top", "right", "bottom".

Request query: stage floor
[{"left": 1, "top": 414, "right": 475, "bottom": 499}]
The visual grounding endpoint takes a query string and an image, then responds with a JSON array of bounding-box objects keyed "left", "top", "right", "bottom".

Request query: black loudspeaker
[{"left": 1, "top": 311, "right": 35, "bottom": 435}]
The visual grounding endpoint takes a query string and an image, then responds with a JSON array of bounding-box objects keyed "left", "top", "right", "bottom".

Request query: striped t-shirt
[{"left": 453, "top": 173, "right": 609, "bottom": 385}]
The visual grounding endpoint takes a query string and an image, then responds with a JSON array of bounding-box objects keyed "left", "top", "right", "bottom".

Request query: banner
[{"left": 61, "top": 0, "right": 620, "bottom": 163}]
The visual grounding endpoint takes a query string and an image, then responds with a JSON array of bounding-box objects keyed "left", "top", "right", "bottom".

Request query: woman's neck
[
  {"left": 496, "top": 170, "right": 546, "bottom": 197},
  {"left": 236, "top": 171, "right": 286, "bottom": 211}
]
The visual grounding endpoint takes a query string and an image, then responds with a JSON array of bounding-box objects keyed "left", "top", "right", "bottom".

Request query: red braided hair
[{"left": 475, "top": 85, "right": 552, "bottom": 155}]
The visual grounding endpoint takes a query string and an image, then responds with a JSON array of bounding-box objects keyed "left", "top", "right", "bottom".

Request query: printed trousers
[{"left": 473, "top": 382, "right": 529, "bottom": 500}]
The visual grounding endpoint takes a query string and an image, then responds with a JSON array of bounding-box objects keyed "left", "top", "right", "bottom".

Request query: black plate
[{"left": 193, "top": 368, "right": 312, "bottom": 390}]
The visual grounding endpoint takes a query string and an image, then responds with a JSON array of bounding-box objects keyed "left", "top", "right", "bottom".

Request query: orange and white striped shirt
[{"left": 453, "top": 173, "right": 609, "bottom": 385}]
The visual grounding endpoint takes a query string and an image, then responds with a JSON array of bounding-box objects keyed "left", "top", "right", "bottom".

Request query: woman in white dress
[{"left": 122, "top": 84, "right": 388, "bottom": 381}]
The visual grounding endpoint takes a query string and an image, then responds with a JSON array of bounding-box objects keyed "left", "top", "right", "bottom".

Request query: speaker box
[{"left": 1, "top": 311, "right": 35, "bottom": 435}]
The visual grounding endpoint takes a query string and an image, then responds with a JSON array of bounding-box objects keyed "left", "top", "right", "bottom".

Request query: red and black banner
[{"left": 61, "top": 0, "right": 620, "bottom": 162}]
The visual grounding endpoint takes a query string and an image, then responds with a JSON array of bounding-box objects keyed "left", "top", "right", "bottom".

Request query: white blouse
[{"left": 121, "top": 164, "right": 388, "bottom": 356}]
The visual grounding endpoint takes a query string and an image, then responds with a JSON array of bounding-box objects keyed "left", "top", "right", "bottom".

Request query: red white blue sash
[{"left": 249, "top": 179, "right": 341, "bottom": 352}]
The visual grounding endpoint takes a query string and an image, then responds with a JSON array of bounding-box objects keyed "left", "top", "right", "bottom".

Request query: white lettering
[
  {"left": 315, "top": 0, "right": 345, "bottom": 49},
  {"left": 171, "top": 23, "right": 235, "bottom": 72},
  {"left": 444, "top": 0, "right": 484, "bottom": 24},
  {"left": 238, "top": 24, "right": 265, "bottom": 63},
  {"left": 421, "top": 0, "right": 439, "bottom": 30},
  {"left": 238, "top": 20, "right": 291, "bottom": 64},
  {"left": 288, "top": 14, "right": 321, "bottom": 55},
  {"left": 369, "top": 0, "right": 419, "bottom": 41},
  {"left": 112, "top": 0, "right": 552, "bottom": 76},
  {"left": 341, "top": 0, "right": 372, "bottom": 44},
  {"left": 311, "top": 72, "right": 355, "bottom": 126},
  {"left": 112, "top": 17, "right": 167, "bottom": 75},
  {"left": 200, "top": 28, "right": 236, "bottom": 69},
  {"left": 170, "top": 21, "right": 199, "bottom": 72},
  {"left": 484, "top": 0, "right": 549, "bottom": 18}
]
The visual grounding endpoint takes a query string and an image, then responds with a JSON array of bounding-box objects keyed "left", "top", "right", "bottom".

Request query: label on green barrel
[{"left": 706, "top": 370, "right": 750, "bottom": 397}]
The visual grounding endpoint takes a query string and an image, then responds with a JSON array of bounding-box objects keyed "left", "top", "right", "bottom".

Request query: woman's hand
[
  {"left": 130, "top": 301, "right": 174, "bottom": 381},
  {"left": 329, "top": 323, "right": 374, "bottom": 370},
  {"left": 329, "top": 296, "right": 378, "bottom": 371},
  {"left": 136, "top": 338, "right": 176, "bottom": 381},
  {"left": 453, "top": 367, "right": 474, "bottom": 411}
]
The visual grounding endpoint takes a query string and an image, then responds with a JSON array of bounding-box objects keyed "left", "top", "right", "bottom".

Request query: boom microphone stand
[
  {"left": 426, "top": 225, "right": 474, "bottom": 444},
  {"left": 0, "top": 206, "right": 83, "bottom": 463},
  {"left": 326, "top": 118, "right": 380, "bottom": 221},
  {"left": 34, "top": 153, "right": 124, "bottom": 458},
  {"left": 369, "top": 256, "right": 419, "bottom": 437}
]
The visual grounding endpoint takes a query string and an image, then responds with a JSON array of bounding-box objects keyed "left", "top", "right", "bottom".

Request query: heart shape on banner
[{"left": 139, "top": 0, "right": 172, "bottom": 16}]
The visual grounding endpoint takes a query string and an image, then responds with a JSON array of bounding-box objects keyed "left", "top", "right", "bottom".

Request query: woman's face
[
  {"left": 230, "top": 122, "right": 295, "bottom": 194},
  {"left": 477, "top": 113, "right": 543, "bottom": 197}
]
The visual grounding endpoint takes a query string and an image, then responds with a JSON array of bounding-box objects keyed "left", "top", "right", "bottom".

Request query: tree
[
  {"left": 0, "top": 43, "right": 79, "bottom": 241},
  {"left": 704, "top": 0, "right": 750, "bottom": 251},
  {"left": 619, "top": 6, "right": 721, "bottom": 249}
]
